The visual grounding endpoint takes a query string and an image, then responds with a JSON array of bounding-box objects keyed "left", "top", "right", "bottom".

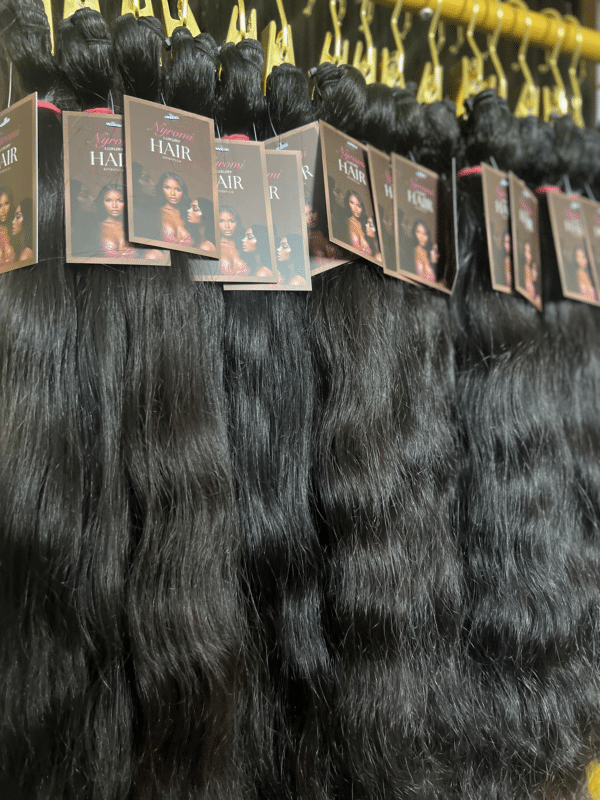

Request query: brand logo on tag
[
  {"left": 216, "top": 146, "right": 229, "bottom": 152},
  {"left": 416, "top": 171, "right": 426, "bottom": 179},
  {"left": 164, "top": 113, "right": 179, "bottom": 120},
  {"left": 106, "top": 121, "right": 122, "bottom": 128},
  {"left": 0, "top": 117, "right": 10, "bottom": 128},
  {"left": 346, "top": 141, "right": 358, "bottom": 149}
]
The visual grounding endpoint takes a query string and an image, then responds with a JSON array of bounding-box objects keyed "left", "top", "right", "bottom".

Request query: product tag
[
  {"left": 265, "top": 122, "right": 355, "bottom": 276},
  {"left": 367, "top": 144, "right": 414, "bottom": 282},
  {"left": 0, "top": 94, "right": 38, "bottom": 273},
  {"left": 509, "top": 173, "right": 542, "bottom": 311},
  {"left": 392, "top": 153, "right": 452, "bottom": 293},
  {"left": 319, "top": 122, "right": 382, "bottom": 267},
  {"left": 580, "top": 197, "right": 600, "bottom": 299},
  {"left": 63, "top": 111, "right": 170, "bottom": 264},
  {"left": 547, "top": 191, "right": 599, "bottom": 305},
  {"left": 481, "top": 163, "right": 513, "bottom": 294},
  {"left": 226, "top": 150, "right": 311, "bottom": 291},
  {"left": 192, "top": 139, "right": 276, "bottom": 283},
  {"left": 124, "top": 96, "right": 219, "bottom": 257}
]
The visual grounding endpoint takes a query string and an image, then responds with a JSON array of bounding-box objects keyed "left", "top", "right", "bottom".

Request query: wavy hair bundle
[{"left": 2, "top": 4, "right": 600, "bottom": 800}]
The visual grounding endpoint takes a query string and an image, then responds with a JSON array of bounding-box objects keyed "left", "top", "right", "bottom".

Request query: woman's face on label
[
  {"left": 277, "top": 237, "right": 291, "bottom": 262},
  {"left": 12, "top": 205, "right": 23, "bottom": 236},
  {"left": 576, "top": 247, "right": 589, "bottom": 270},
  {"left": 242, "top": 228, "right": 256, "bottom": 252},
  {"left": 220, "top": 210, "right": 236, "bottom": 237},
  {"left": 163, "top": 178, "right": 183, "bottom": 205},
  {"left": 104, "top": 189, "right": 125, "bottom": 217},
  {"left": 0, "top": 193, "right": 10, "bottom": 223},
  {"left": 365, "top": 217, "right": 376, "bottom": 238},
  {"left": 349, "top": 194, "right": 362, "bottom": 218},
  {"left": 187, "top": 200, "right": 203, "bottom": 225},
  {"left": 305, "top": 204, "right": 317, "bottom": 229},
  {"left": 415, "top": 223, "right": 428, "bottom": 247}
]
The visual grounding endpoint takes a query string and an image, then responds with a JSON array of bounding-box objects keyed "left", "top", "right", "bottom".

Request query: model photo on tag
[
  {"left": 192, "top": 138, "right": 276, "bottom": 283},
  {"left": 547, "top": 191, "right": 599, "bottom": 305},
  {"left": 226, "top": 149, "right": 311, "bottom": 291},
  {"left": 509, "top": 173, "right": 542, "bottom": 311},
  {"left": 124, "top": 96, "right": 219, "bottom": 257},
  {"left": 64, "top": 111, "right": 170, "bottom": 264},
  {"left": 265, "top": 122, "right": 355, "bottom": 276},
  {"left": 0, "top": 94, "right": 38, "bottom": 274},
  {"left": 320, "top": 122, "right": 382, "bottom": 266},
  {"left": 481, "top": 163, "right": 513, "bottom": 294},
  {"left": 392, "top": 153, "right": 453, "bottom": 292}
]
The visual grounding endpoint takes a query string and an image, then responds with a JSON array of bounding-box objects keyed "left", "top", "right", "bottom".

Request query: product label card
[
  {"left": 392, "top": 153, "right": 452, "bottom": 293},
  {"left": 320, "top": 122, "right": 382, "bottom": 267},
  {"left": 191, "top": 139, "right": 276, "bottom": 283},
  {"left": 367, "top": 145, "right": 415, "bottom": 283},
  {"left": 226, "top": 150, "right": 311, "bottom": 291},
  {"left": 124, "top": 96, "right": 219, "bottom": 257},
  {"left": 0, "top": 93, "right": 37, "bottom": 274},
  {"left": 367, "top": 145, "right": 398, "bottom": 276},
  {"left": 265, "top": 122, "right": 355, "bottom": 276},
  {"left": 481, "top": 163, "right": 513, "bottom": 294},
  {"left": 509, "top": 173, "right": 542, "bottom": 311},
  {"left": 63, "top": 111, "right": 170, "bottom": 264},
  {"left": 547, "top": 191, "right": 599, "bottom": 306},
  {"left": 576, "top": 197, "right": 600, "bottom": 305}
]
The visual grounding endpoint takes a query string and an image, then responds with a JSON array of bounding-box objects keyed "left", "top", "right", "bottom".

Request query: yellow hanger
[
  {"left": 416, "top": 0, "right": 445, "bottom": 105},
  {"left": 453, "top": 1, "right": 494, "bottom": 117},
  {"left": 302, "top": 0, "right": 317, "bottom": 15},
  {"left": 449, "top": 22, "right": 464, "bottom": 56},
  {"left": 226, "top": 0, "right": 257, "bottom": 44},
  {"left": 539, "top": 9, "right": 568, "bottom": 120},
  {"left": 161, "top": 0, "right": 201, "bottom": 37},
  {"left": 379, "top": 0, "right": 410, "bottom": 88},
  {"left": 487, "top": 5, "right": 507, "bottom": 99},
  {"left": 41, "top": 0, "right": 55, "bottom": 54},
  {"left": 352, "top": 0, "right": 377, "bottom": 84},
  {"left": 121, "top": 0, "right": 154, "bottom": 18},
  {"left": 320, "top": 0, "right": 350, "bottom": 66},
  {"left": 509, "top": 0, "right": 540, "bottom": 118},
  {"left": 261, "top": 0, "right": 295, "bottom": 93},
  {"left": 564, "top": 14, "right": 584, "bottom": 127},
  {"left": 63, "top": 0, "right": 101, "bottom": 16}
]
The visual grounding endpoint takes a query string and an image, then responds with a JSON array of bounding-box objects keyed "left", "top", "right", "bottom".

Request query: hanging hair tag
[
  {"left": 544, "top": 188, "right": 600, "bottom": 306},
  {"left": 367, "top": 143, "right": 415, "bottom": 283},
  {"left": 0, "top": 94, "right": 38, "bottom": 274},
  {"left": 225, "top": 149, "right": 312, "bottom": 292},
  {"left": 508, "top": 172, "right": 542, "bottom": 310},
  {"left": 391, "top": 151, "right": 453, "bottom": 293},
  {"left": 62, "top": 109, "right": 170, "bottom": 266},
  {"left": 264, "top": 121, "right": 355, "bottom": 276},
  {"left": 318, "top": 121, "right": 382, "bottom": 269},
  {"left": 481, "top": 162, "right": 514, "bottom": 294},
  {"left": 123, "top": 96, "right": 219, "bottom": 260}
]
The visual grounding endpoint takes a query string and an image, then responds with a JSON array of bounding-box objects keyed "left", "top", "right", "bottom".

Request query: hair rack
[{"left": 372, "top": 0, "right": 600, "bottom": 60}]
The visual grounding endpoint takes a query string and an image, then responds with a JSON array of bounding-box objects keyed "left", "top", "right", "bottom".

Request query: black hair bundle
[
  {"left": 308, "top": 70, "right": 469, "bottom": 799},
  {"left": 217, "top": 51, "right": 332, "bottom": 800},
  {"left": 451, "top": 92, "right": 596, "bottom": 798}
]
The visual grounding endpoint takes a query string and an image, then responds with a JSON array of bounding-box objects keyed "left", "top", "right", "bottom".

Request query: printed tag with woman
[
  {"left": 63, "top": 110, "right": 170, "bottom": 264},
  {"left": 0, "top": 94, "right": 38, "bottom": 274},
  {"left": 124, "top": 97, "right": 219, "bottom": 259},
  {"left": 319, "top": 122, "right": 382, "bottom": 267}
]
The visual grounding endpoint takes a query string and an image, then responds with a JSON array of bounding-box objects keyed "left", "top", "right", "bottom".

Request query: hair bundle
[{"left": 3, "top": 6, "right": 600, "bottom": 800}]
